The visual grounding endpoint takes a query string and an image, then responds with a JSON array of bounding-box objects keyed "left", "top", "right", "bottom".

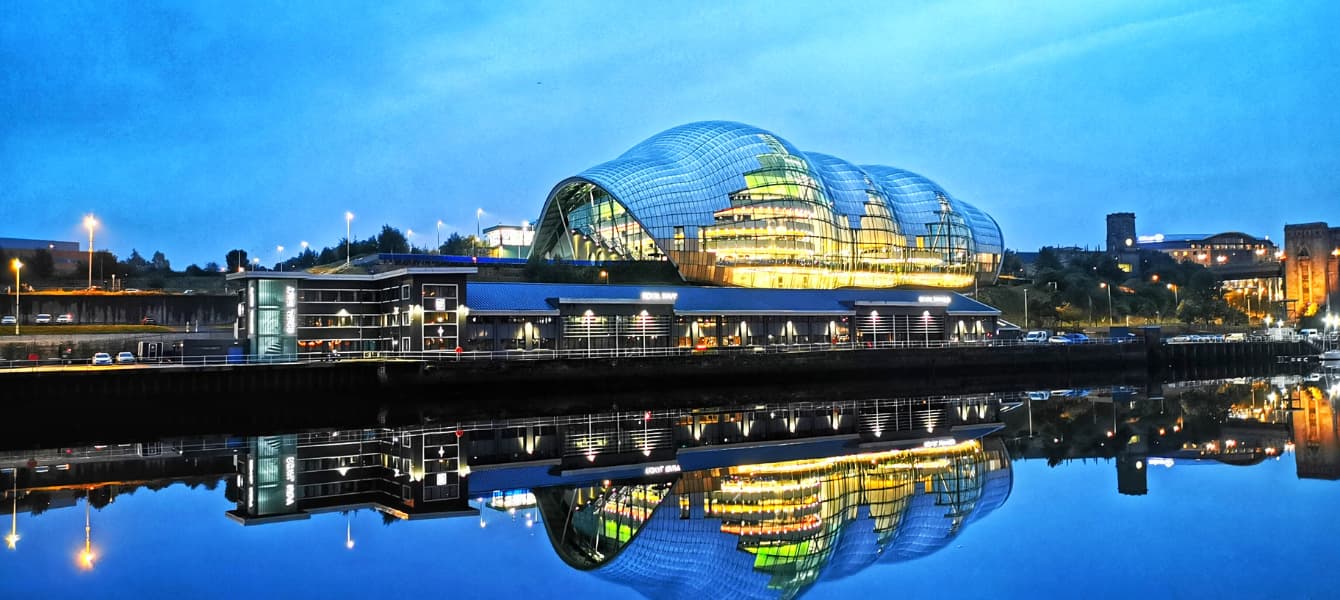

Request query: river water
[{"left": 2, "top": 372, "right": 1337, "bottom": 599}]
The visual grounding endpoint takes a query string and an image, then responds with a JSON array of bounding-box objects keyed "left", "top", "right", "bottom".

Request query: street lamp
[
  {"left": 276, "top": 245, "right": 284, "bottom": 272},
  {"left": 83, "top": 214, "right": 97, "bottom": 289},
  {"left": 436, "top": 220, "right": 444, "bottom": 254},
  {"left": 521, "top": 220, "right": 530, "bottom": 260},
  {"left": 1023, "top": 288, "right": 1028, "bottom": 329},
  {"left": 475, "top": 208, "right": 484, "bottom": 257},
  {"left": 345, "top": 211, "right": 354, "bottom": 266},
  {"left": 10, "top": 258, "right": 20, "bottom": 335},
  {"left": 251, "top": 257, "right": 260, "bottom": 271},
  {"left": 406, "top": 229, "right": 415, "bottom": 253},
  {"left": 599, "top": 270, "right": 609, "bottom": 285},
  {"left": 1167, "top": 283, "right": 1178, "bottom": 306},
  {"left": 1099, "top": 282, "right": 1113, "bottom": 325}
]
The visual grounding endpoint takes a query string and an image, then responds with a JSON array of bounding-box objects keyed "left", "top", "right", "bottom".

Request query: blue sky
[{"left": 3, "top": 0, "right": 1338, "bottom": 267}]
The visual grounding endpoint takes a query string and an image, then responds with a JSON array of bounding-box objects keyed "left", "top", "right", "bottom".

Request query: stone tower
[{"left": 1106, "top": 212, "right": 1136, "bottom": 255}]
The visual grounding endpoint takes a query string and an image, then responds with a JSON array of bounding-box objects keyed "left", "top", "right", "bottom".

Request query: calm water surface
[{"left": 2, "top": 374, "right": 1337, "bottom": 599}]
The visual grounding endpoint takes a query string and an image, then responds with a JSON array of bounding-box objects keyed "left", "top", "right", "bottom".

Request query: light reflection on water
[{"left": 1, "top": 373, "right": 1337, "bottom": 599}]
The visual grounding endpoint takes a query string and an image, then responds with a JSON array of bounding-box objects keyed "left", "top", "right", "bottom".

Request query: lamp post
[
  {"left": 1100, "top": 282, "right": 1113, "bottom": 325},
  {"left": 345, "top": 212, "right": 354, "bottom": 266},
  {"left": 1023, "top": 288, "right": 1028, "bottom": 329},
  {"left": 276, "top": 245, "right": 284, "bottom": 272},
  {"left": 10, "top": 258, "right": 20, "bottom": 335},
  {"left": 436, "top": 220, "right": 444, "bottom": 254},
  {"left": 83, "top": 215, "right": 97, "bottom": 289},
  {"left": 1167, "top": 283, "right": 1178, "bottom": 306},
  {"left": 599, "top": 270, "right": 609, "bottom": 285},
  {"left": 406, "top": 229, "right": 414, "bottom": 253},
  {"left": 475, "top": 208, "right": 484, "bottom": 257},
  {"left": 584, "top": 309, "right": 594, "bottom": 357},
  {"left": 521, "top": 220, "right": 530, "bottom": 259}
]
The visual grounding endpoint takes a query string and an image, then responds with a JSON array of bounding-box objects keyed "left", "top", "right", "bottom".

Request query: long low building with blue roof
[{"left": 227, "top": 269, "right": 1000, "bottom": 360}]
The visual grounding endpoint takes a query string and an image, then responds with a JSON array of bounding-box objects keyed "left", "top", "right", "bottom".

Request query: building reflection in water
[
  {"left": 2, "top": 375, "right": 1338, "bottom": 591},
  {"left": 1293, "top": 378, "right": 1340, "bottom": 479},
  {"left": 534, "top": 439, "right": 1010, "bottom": 599}
]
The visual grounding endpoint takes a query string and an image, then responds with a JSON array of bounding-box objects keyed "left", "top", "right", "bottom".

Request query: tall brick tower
[{"left": 1106, "top": 212, "right": 1136, "bottom": 255}]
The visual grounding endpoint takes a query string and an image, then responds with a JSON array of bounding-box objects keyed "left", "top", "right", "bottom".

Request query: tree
[
  {"left": 226, "top": 249, "right": 249, "bottom": 272},
  {"left": 441, "top": 232, "right": 469, "bottom": 255},
  {"left": 27, "top": 249, "right": 56, "bottom": 279},
  {"left": 1000, "top": 250, "right": 1024, "bottom": 277},
  {"left": 204, "top": 261, "right": 221, "bottom": 273},
  {"left": 150, "top": 250, "right": 171, "bottom": 272},
  {"left": 184, "top": 264, "right": 206, "bottom": 276},
  {"left": 376, "top": 225, "right": 410, "bottom": 253},
  {"left": 123, "top": 249, "right": 149, "bottom": 274}
]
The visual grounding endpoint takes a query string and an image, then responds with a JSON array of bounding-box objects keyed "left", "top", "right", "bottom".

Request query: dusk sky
[{"left": 3, "top": 0, "right": 1338, "bottom": 268}]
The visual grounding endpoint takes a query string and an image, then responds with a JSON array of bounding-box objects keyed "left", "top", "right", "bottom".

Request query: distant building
[
  {"left": 1103, "top": 213, "right": 1278, "bottom": 267},
  {"left": 1283, "top": 222, "right": 1340, "bottom": 318},
  {"left": 482, "top": 224, "right": 533, "bottom": 259},
  {"left": 1103, "top": 213, "right": 1283, "bottom": 317},
  {"left": 0, "top": 237, "right": 84, "bottom": 274}
]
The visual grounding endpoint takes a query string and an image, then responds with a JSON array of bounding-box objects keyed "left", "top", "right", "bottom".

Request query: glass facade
[
  {"left": 532, "top": 121, "right": 1003, "bottom": 290},
  {"left": 538, "top": 439, "right": 1011, "bottom": 597}
]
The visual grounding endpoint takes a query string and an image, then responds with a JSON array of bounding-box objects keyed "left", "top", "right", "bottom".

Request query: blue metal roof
[{"left": 465, "top": 282, "right": 1000, "bottom": 315}]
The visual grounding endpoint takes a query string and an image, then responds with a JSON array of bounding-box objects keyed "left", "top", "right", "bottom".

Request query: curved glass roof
[{"left": 532, "top": 121, "right": 1004, "bottom": 289}]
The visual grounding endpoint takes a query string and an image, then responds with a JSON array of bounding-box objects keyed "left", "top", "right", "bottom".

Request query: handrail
[{"left": 0, "top": 336, "right": 1149, "bottom": 371}]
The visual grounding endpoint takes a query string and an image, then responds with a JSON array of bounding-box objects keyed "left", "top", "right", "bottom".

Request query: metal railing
[{"left": 0, "top": 335, "right": 1145, "bottom": 371}]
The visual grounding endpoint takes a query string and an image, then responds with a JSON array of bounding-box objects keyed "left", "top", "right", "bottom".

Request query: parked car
[
  {"left": 141, "top": 316, "right": 157, "bottom": 325},
  {"left": 1, "top": 316, "right": 14, "bottom": 326},
  {"left": 55, "top": 313, "right": 74, "bottom": 324},
  {"left": 115, "top": 351, "right": 136, "bottom": 364},
  {"left": 1023, "top": 330, "right": 1051, "bottom": 343},
  {"left": 34, "top": 313, "right": 52, "bottom": 324},
  {"left": 91, "top": 352, "right": 113, "bottom": 366},
  {"left": 1048, "top": 335, "right": 1072, "bottom": 344},
  {"left": 1063, "top": 333, "right": 1091, "bottom": 344}
]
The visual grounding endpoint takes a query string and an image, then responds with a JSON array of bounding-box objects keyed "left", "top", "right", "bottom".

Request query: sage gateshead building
[{"left": 530, "top": 121, "right": 1004, "bottom": 290}]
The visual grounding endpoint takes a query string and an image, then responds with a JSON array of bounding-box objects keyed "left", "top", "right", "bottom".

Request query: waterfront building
[
  {"left": 1283, "top": 221, "right": 1340, "bottom": 318},
  {"left": 529, "top": 121, "right": 1004, "bottom": 290},
  {"left": 228, "top": 269, "right": 1000, "bottom": 359},
  {"left": 226, "top": 267, "right": 474, "bottom": 359}
]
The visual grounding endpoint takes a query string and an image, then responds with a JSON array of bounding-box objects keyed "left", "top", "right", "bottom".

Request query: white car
[
  {"left": 1, "top": 316, "right": 15, "bottom": 326},
  {"left": 56, "top": 313, "right": 75, "bottom": 324},
  {"left": 34, "top": 313, "right": 52, "bottom": 324},
  {"left": 91, "top": 352, "right": 113, "bottom": 365},
  {"left": 115, "top": 352, "right": 136, "bottom": 364}
]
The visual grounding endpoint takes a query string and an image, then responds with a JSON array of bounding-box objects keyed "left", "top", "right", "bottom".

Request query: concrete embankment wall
[{"left": 2, "top": 344, "right": 1149, "bottom": 447}]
